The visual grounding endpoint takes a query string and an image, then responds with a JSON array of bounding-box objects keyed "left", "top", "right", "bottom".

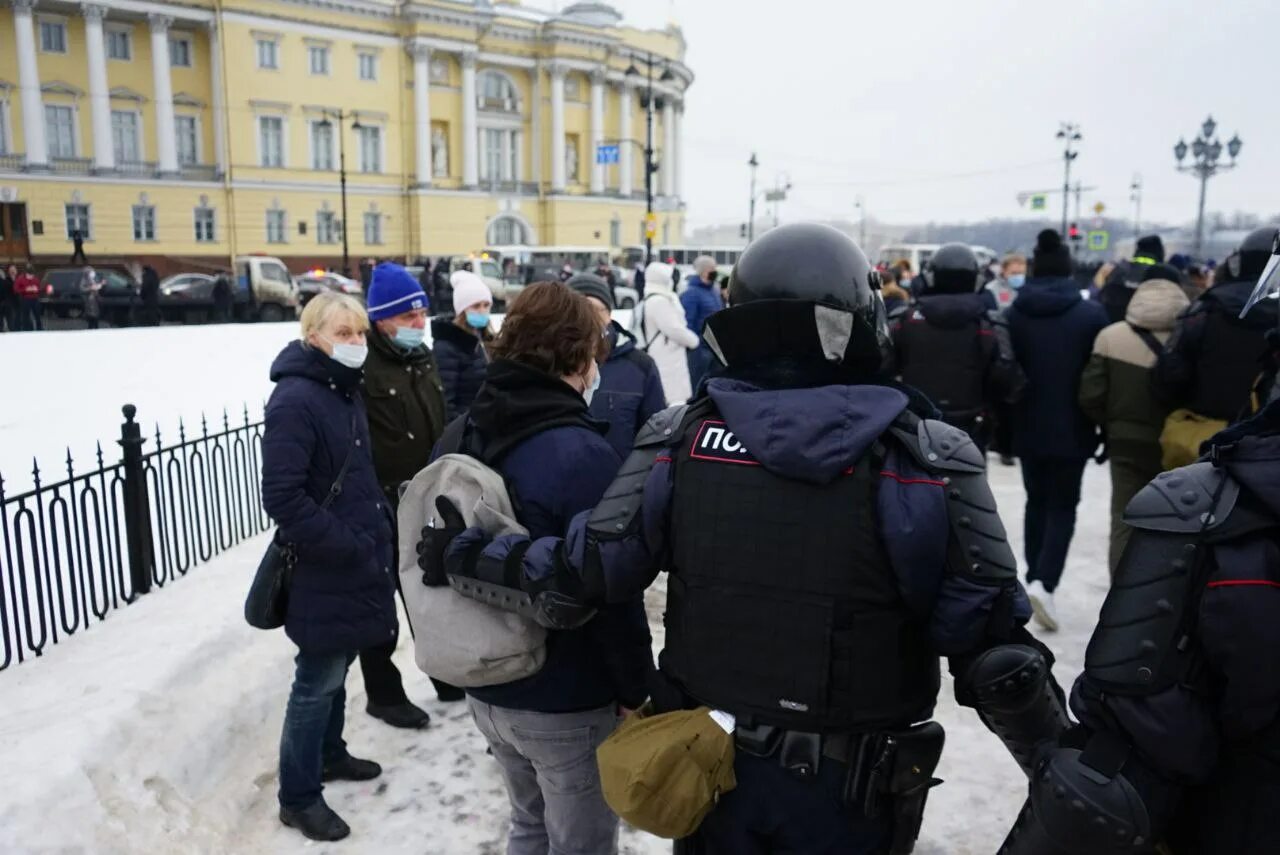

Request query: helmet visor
[{"left": 1240, "top": 243, "right": 1280, "bottom": 318}]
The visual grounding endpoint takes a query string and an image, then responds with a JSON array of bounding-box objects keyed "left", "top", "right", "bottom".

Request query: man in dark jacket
[
  {"left": 435, "top": 225, "right": 1067, "bottom": 853},
  {"left": 887, "top": 243, "right": 1026, "bottom": 451},
  {"left": 1153, "top": 226, "right": 1280, "bottom": 424},
  {"left": 1097, "top": 234, "right": 1164, "bottom": 324},
  {"left": 0, "top": 264, "right": 15, "bottom": 332},
  {"left": 568, "top": 272, "right": 667, "bottom": 459},
  {"left": 140, "top": 265, "right": 161, "bottom": 326},
  {"left": 1006, "top": 229, "right": 1109, "bottom": 632},
  {"left": 211, "top": 272, "right": 233, "bottom": 323},
  {"left": 679, "top": 254, "right": 725, "bottom": 393},
  {"left": 361, "top": 263, "right": 460, "bottom": 725}
]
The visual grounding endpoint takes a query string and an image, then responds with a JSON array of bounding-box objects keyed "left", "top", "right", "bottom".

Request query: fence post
[{"left": 119, "top": 404, "right": 154, "bottom": 597}]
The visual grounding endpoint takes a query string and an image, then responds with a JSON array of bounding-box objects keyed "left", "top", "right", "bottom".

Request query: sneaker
[
  {"left": 367, "top": 701, "right": 431, "bottom": 730},
  {"left": 280, "top": 799, "right": 351, "bottom": 842},
  {"left": 322, "top": 753, "right": 383, "bottom": 783},
  {"left": 1025, "top": 580, "right": 1059, "bottom": 632}
]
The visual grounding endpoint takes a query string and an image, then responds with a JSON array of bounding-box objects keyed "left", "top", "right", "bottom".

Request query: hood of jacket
[
  {"left": 269, "top": 340, "right": 363, "bottom": 392},
  {"left": 431, "top": 317, "right": 486, "bottom": 352},
  {"left": 469, "top": 358, "right": 607, "bottom": 459},
  {"left": 1012, "top": 276, "right": 1083, "bottom": 317},
  {"left": 1201, "top": 279, "right": 1280, "bottom": 330},
  {"left": 916, "top": 292, "right": 988, "bottom": 328},
  {"left": 706, "top": 378, "right": 909, "bottom": 485},
  {"left": 605, "top": 320, "right": 639, "bottom": 363},
  {"left": 1125, "top": 280, "right": 1190, "bottom": 332}
]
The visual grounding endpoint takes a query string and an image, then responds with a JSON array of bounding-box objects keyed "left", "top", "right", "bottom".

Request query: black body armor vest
[
  {"left": 1190, "top": 310, "right": 1268, "bottom": 421},
  {"left": 658, "top": 407, "right": 940, "bottom": 733},
  {"left": 896, "top": 315, "right": 988, "bottom": 428}
]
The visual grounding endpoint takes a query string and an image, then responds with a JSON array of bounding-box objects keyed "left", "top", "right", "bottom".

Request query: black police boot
[
  {"left": 367, "top": 700, "right": 431, "bottom": 729},
  {"left": 280, "top": 799, "right": 351, "bottom": 841},
  {"left": 322, "top": 753, "right": 383, "bottom": 783}
]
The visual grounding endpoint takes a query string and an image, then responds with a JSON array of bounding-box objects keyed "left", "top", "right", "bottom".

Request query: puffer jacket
[
  {"left": 590, "top": 322, "right": 667, "bottom": 459},
  {"left": 1078, "top": 280, "right": 1189, "bottom": 451},
  {"left": 261, "top": 341, "right": 398, "bottom": 654},
  {"left": 431, "top": 318, "right": 490, "bottom": 421},
  {"left": 639, "top": 276, "right": 700, "bottom": 404}
]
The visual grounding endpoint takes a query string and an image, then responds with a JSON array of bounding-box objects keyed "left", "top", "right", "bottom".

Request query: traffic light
[{"left": 1068, "top": 223, "right": 1081, "bottom": 241}]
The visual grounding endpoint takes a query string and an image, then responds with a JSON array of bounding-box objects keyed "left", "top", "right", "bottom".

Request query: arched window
[
  {"left": 478, "top": 70, "right": 520, "bottom": 113},
  {"left": 487, "top": 214, "right": 528, "bottom": 245}
]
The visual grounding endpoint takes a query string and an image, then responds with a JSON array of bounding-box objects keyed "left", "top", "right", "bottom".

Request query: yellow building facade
[{"left": 0, "top": 0, "right": 691, "bottom": 273}]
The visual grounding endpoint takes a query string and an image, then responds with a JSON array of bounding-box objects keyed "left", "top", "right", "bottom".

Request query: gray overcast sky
[{"left": 595, "top": 0, "right": 1280, "bottom": 229}]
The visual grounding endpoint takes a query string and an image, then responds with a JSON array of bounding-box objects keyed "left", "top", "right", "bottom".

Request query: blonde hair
[{"left": 299, "top": 291, "right": 369, "bottom": 341}]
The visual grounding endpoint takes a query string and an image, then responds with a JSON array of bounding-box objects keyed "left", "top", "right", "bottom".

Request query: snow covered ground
[{"left": 0, "top": 322, "right": 1111, "bottom": 854}]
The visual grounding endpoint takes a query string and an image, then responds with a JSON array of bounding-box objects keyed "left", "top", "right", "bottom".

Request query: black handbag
[{"left": 245, "top": 418, "right": 359, "bottom": 630}]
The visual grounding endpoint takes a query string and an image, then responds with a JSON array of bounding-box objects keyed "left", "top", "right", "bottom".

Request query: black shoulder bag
[{"left": 245, "top": 415, "right": 359, "bottom": 630}]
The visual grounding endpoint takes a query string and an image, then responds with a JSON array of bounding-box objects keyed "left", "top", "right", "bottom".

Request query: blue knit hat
[{"left": 367, "top": 262, "right": 428, "bottom": 321}]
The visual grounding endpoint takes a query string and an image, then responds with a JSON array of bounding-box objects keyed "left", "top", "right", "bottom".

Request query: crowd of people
[{"left": 249, "top": 218, "right": 1280, "bottom": 853}]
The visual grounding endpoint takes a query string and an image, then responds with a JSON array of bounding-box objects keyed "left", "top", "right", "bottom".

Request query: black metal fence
[{"left": 0, "top": 404, "right": 268, "bottom": 671}]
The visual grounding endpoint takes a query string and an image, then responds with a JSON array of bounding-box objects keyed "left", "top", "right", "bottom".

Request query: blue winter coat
[
  {"left": 431, "top": 319, "right": 489, "bottom": 421},
  {"left": 679, "top": 274, "right": 724, "bottom": 337},
  {"left": 590, "top": 321, "right": 668, "bottom": 459},
  {"left": 261, "top": 341, "right": 397, "bottom": 654},
  {"left": 1006, "top": 276, "right": 1109, "bottom": 459}
]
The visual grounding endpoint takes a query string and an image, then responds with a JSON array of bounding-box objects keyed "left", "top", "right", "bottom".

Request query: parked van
[
  {"left": 877, "top": 244, "right": 941, "bottom": 275},
  {"left": 233, "top": 254, "right": 299, "bottom": 322}
]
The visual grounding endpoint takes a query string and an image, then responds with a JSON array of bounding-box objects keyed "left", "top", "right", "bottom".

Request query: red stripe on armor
[
  {"left": 1206, "top": 580, "right": 1280, "bottom": 590},
  {"left": 879, "top": 470, "right": 946, "bottom": 487}
]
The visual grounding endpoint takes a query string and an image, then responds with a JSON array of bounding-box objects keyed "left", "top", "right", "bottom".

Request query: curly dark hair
[{"left": 491, "top": 281, "right": 607, "bottom": 376}]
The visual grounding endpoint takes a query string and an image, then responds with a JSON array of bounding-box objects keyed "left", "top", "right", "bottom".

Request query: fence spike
[
  {"left": 243, "top": 403, "right": 251, "bottom": 428},
  {"left": 222, "top": 408, "right": 230, "bottom": 432},
  {"left": 65, "top": 447, "right": 75, "bottom": 479},
  {"left": 0, "top": 470, "right": 7, "bottom": 502},
  {"left": 31, "top": 458, "right": 41, "bottom": 490},
  {"left": 96, "top": 441, "right": 105, "bottom": 469},
  {"left": 154, "top": 423, "right": 164, "bottom": 451},
  {"left": 178, "top": 418, "right": 186, "bottom": 444},
  {"left": 200, "top": 413, "right": 209, "bottom": 439}
]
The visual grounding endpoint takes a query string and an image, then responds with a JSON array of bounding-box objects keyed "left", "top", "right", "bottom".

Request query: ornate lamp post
[{"left": 1174, "top": 115, "right": 1242, "bottom": 256}]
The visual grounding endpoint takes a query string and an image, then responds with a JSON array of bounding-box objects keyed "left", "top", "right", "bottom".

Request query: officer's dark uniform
[
  {"left": 888, "top": 243, "right": 1026, "bottom": 451},
  {"left": 429, "top": 224, "right": 1067, "bottom": 854}
]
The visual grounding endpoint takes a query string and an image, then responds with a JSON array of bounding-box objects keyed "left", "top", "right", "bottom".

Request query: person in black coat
[
  {"left": 430, "top": 257, "right": 454, "bottom": 317},
  {"left": 431, "top": 270, "right": 493, "bottom": 420},
  {"left": 0, "top": 264, "right": 15, "bottom": 332},
  {"left": 140, "top": 265, "right": 161, "bottom": 326},
  {"left": 211, "top": 272, "right": 233, "bottom": 323},
  {"left": 261, "top": 291, "right": 396, "bottom": 843}
]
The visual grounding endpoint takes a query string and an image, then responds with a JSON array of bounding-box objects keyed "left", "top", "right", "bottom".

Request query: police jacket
[
  {"left": 1153, "top": 279, "right": 1278, "bottom": 422},
  {"left": 448, "top": 372, "right": 1040, "bottom": 734}
]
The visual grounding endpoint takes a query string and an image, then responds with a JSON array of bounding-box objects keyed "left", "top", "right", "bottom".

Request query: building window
[
  {"left": 258, "top": 116, "right": 284, "bottom": 167},
  {"left": 489, "top": 216, "right": 518, "bottom": 245},
  {"left": 107, "top": 29, "right": 132, "bottom": 61},
  {"left": 363, "top": 212, "right": 382, "bottom": 245},
  {"left": 358, "top": 52, "right": 378, "bottom": 81},
  {"left": 169, "top": 36, "right": 193, "bottom": 68},
  {"left": 175, "top": 115, "right": 198, "bottom": 165},
  {"left": 111, "top": 110, "right": 141, "bottom": 163},
  {"left": 316, "top": 211, "right": 338, "bottom": 244},
  {"left": 45, "top": 105, "right": 76, "bottom": 158},
  {"left": 194, "top": 207, "right": 215, "bottom": 242},
  {"left": 256, "top": 39, "right": 279, "bottom": 70},
  {"left": 479, "top": 128, "right": 520, "bottom": 183},
  {"left": 609, "top": 218, "right": 621, "bottom": 247},
  {"left": 478, "top": 71, "right": 519, "bottom": 112},
  {"left": 65, "top": 203, "right": 91, "bottom": 239},
  {"left": 310, "top": 121, "right": 333, "bottom": 171},
  {"left": 40, "top": 21, "right": 67, "bottom": 54},
  {"left": 308, "top": 45, "right": 330, "bottom": 76},
  {"left": 132, "top": 205, "right": 156, "bottom": 241},
  {"left": 358, "top": 125, "right": 381, "bottom": 174},
  {"left": 266, "top": 209, "right": 287, "bottom": 244}
]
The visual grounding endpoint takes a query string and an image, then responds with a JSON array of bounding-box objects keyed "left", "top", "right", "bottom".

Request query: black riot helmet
[
  {"left": 1232, "top": 226, "right": 1280, "bottom": 282},
  {"left": 707, "top": 223, "right": 888, "bottom": 377},
  {"left": 925, "top": 243, "right": 981, "bottom": 294}
]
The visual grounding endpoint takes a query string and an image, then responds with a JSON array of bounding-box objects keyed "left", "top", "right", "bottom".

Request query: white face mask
[{"left": 323, "top": 336, "right": 368, "bottom": 370}]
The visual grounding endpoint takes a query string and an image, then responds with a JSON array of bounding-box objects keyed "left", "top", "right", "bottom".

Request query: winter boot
[
  {"left": 322, "top": 753, "right": 383, "bottom": 783},
  {"left": 280, "top": 799, "right": 351, "bottom": 841},
  {"left": 367, "top": 700, "right": 431, "bottom": 729},
  {"left": 431, "top": 679, "right": 466, "bottom": 703}
]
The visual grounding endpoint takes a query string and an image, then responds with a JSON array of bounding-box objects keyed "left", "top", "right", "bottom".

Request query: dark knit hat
[
  {"left": 1142, "top": 263, "right": 1184, "bottom": 284},
  {"left": 1135, "top": 234, "right": 1165, "bottom": 263},
  {"left": 566, "top": 272, "right": 615, "bottom": 311},
  {"left": 1031, "top": 229, "right": 1073, "bottom": 278}
]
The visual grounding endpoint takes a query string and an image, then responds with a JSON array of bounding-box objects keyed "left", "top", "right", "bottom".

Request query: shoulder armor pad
[
  {"left": 634, "top": 404, "right": 689, "bottom": 449},
  {"left": 1123, "top": 462, "right": 1240, "bottom": 533},
  {"left": 588, "top": 407, "right": 688, "bottom": 541},
  {"left": 943, "top": 465, "right": 1019, "bottom": 585},
  {"left": 891, "top": 416, "right": 986, "bottom": 475}
]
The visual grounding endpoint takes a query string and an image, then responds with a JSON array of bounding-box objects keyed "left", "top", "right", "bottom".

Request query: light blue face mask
[
  {"left": 466, "top": 311, "right": 490, "bottom": 329},
  {"left": 392, "top": 325, "right": 426, "bottom": 349},
  {"left": 1007, "top": 273, "right": 1027, "bottom": 290},
  {"left": 583, "top": 368, "right": 601, "bottom": 407}
]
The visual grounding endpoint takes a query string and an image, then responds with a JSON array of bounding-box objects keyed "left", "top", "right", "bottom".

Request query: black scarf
[{"left": 468, "top": 359, "right": 607, "bottom": 461}]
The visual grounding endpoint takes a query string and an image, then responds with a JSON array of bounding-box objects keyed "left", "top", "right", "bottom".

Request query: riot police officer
[
  {"left": 1153, "top": 226, "right": 1280, "bottom": 423},
  {"left": 888, "top": 243, "right": 1027, "bottom": 452},
  {"left": 425, "top": 224, "right": 1066, "bottom": 853}
]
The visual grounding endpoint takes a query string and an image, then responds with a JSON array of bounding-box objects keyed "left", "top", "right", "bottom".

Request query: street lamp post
[
  {"left": 1130, "top": 174, "right": 1143, "bottom": 238},
  {"left": 318, "top": 109, "right": 363, "bottom": 279},
  {"left": 747, "top": 153, "right": 759, "bottom": 242},
  {"left": 1056, "top": 122, "right": 1082, "bottom": 237},
  {"left": 1174, "top": 115, "right": 1242, "bottom": 257},
  {"left": 625, "top": 54, "right": 674, "bottom": 266},
  {"left": 855, "top": 196, "right": 866, "bottom": 248}
]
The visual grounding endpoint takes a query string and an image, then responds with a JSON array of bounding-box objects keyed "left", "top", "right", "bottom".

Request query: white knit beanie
[
  {"left": 644, "top": 261, "right": 675, "bottom": 293},
  {"left": 450, "top": 270, "right": 493, "bottom": 314}
]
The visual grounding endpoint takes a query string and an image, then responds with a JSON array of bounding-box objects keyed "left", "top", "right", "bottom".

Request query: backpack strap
[{"left": 1127, "top": 323, "right": 1165, "bottom": 358}]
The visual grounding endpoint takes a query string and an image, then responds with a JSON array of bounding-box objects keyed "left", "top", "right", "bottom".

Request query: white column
[
  {"left": 549, "top": 63, "right": 565, "bottom": 192},
  {"left": 12, "top": 0, "right": 48, "bottom": 167},
  {"left": 460, "top": 52, "right": 478, "bottom": 187},
  {"left": 410, "top": 43, "right": 432, "bottom": 187},
  {"left": 500, "top": 131, "right": 512, "bottom": 184},
  {"left": 589, "top": 68, "right": 604, "bottom": 194},
  {"left": 148, "top": 14, "right": 179, "bottom": 173},
  {"left": 82, "top": 4, "right": 114, "bottom": 172},
  {"left": 662, "top": 95, "right": 675, "bottom": 198},
  {"left": 531, "top": 62, "right": 543, "bottom": 187},
  {"left": 513, "top": 130, "right": 523, "bottom": 182},
  {"left": 207, "top": 19, "right": 227, "bottom": 177},
  {"left": 616, "top": 80, "right": 633, "bottom": 198},
  {"left": 674, "top": 101, "right": 684, "bottom": 203}
]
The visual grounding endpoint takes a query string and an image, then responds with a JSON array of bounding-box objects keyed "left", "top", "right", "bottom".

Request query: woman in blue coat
[{"left": 261, "top": 291, "right": 397, "bottom": 843}]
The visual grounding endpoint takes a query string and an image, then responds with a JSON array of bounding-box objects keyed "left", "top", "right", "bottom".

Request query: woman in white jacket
[{"left": 638, "top": 261, "right": 700, "bottom": 404}]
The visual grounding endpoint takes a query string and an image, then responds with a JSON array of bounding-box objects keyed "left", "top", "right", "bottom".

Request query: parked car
[
  {"left": 233, "top": 254, "right": 299, "bottom": 322},
  {"left": 40, "top": 266, "right": 139, "bottom": 324},
  {"left": 294, "top": 271, "right": 364, "bottom": 307},
  {"left": 448, "top": 255, "right": 509, "bottom": 304}
]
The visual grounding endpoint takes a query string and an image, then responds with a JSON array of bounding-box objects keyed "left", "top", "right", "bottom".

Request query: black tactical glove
[{"left": 417, "top": 496, "right": 466, "bottom": 587}]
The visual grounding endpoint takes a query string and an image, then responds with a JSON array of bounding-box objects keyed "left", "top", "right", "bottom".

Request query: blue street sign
[{"left": 595, "top": 144, "right": 620, "bottom": 165}]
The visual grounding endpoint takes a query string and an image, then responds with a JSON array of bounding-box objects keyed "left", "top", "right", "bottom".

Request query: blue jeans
[{"left": 278, "top": 649, "right": 355, "bottom": 810}]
